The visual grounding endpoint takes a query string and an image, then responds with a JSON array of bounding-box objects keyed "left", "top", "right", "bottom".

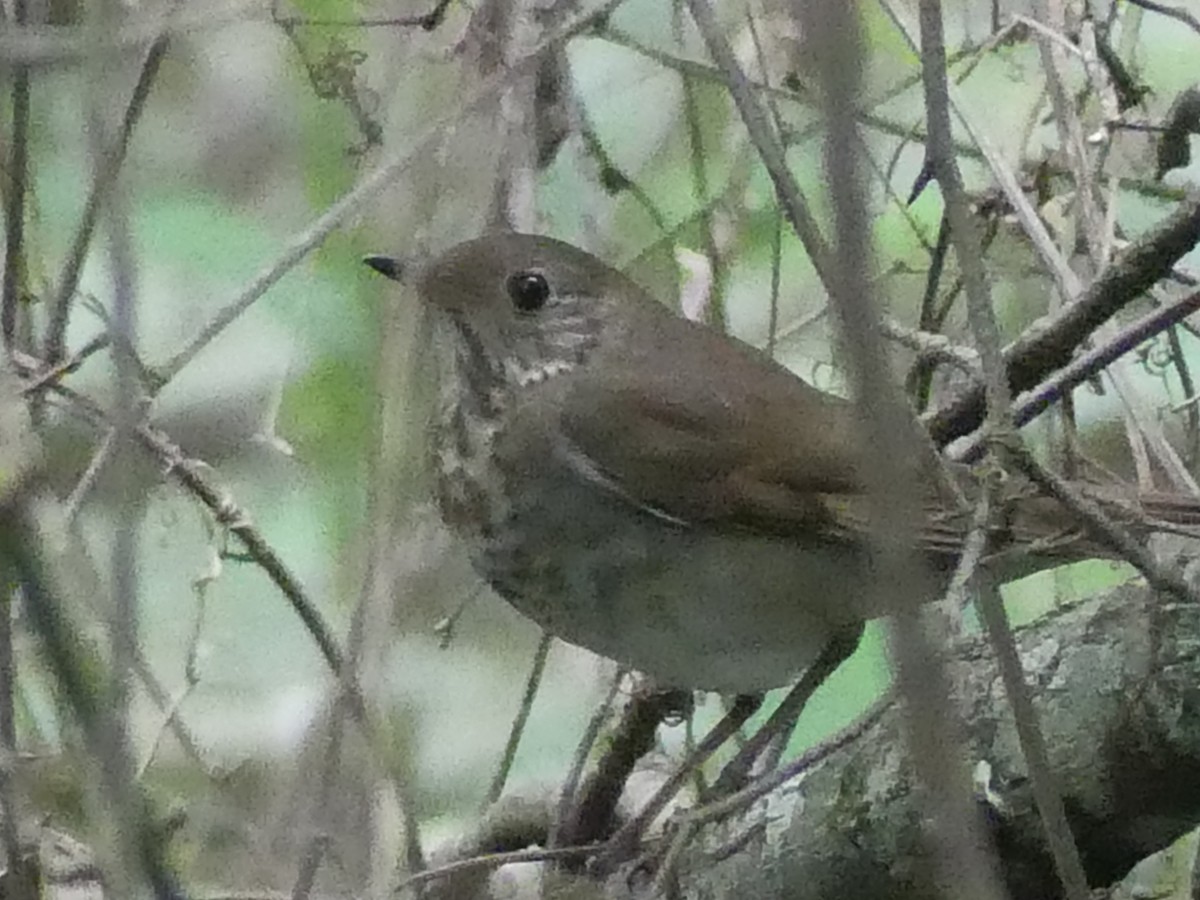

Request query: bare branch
[
  {"left": 925, "top": 195, "right": 1200, "bottom": 445},
  {"left": 486, "top": 632, "right": 552, "bottom": 806},
  {"left": 919, "top": 6, "right": 1088, "bottom": 895},
  {"left": 43, "top": 28, "right": 172, "bottom": 365},
  {"left": 156, "top": 0, "right": 628, "bottom": 386},
  {"left": 0, "top": 2, "right": 252, "bottom": 67},
  {"left": 1, "top": 0, "right": 31, "bottom": 353},
  {"left": 684, "top": 0, "right": 833, "bottom": 287},
  {"left": 270, "top": 0, "right": 452, "bottom": 31},
  {"left": 951, "top": 288, "right": 1200, "bottom": 462},
  {"left": 1126, "top": 0, "right": 1200, "bottom": 35}
]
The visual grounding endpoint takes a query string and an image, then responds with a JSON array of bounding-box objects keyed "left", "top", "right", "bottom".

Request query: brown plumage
[{"left": 366, "top": 233, "right": 1200, "bottom": 692}]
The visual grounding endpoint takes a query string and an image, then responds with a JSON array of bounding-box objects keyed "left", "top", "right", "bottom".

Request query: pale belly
[{"left": 474, "top": 471, "right": 884, "bottom": 694}]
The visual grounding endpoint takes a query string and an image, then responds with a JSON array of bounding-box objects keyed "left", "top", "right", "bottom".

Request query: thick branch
[
  {"left": 672, "top": 580, "right": 1200, "bottom": 899},
  {"left": 925, "top": 195, "right": 1200, "bottom": 445}
]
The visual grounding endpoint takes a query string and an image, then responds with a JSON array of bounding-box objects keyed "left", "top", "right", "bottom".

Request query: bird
[{"left": 364, "top": 233, "right": 1200, "bottom": 694}]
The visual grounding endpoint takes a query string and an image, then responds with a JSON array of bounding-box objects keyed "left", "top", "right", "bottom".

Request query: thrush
[{"left": 365, "top": 233, "right": 1199, "bottom": 693}]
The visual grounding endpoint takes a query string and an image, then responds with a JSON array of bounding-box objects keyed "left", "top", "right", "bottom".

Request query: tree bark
[{"left": 668, "top": 575, "right": 1200, "bottom": 899}]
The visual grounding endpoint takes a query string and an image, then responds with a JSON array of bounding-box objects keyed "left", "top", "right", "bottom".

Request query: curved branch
[
  {"left": 925, "top": 195, "right": 1200, "bottom": 445},
  {"left": 671, "top": 579, "right": 1200, "bottom": 899}
]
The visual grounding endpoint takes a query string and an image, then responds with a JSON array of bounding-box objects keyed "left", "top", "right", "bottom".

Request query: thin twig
[
  {"left": 550, "top": 666, "right": 626, "bottom": 848},
  {"left": 684, "top": 0, "right": 834, "bottom": 288},
  {"left": 274, "top": 15, "right": 442, "bottom": 28},
  {"left": 709, "top": 627, "right": 860, "bottom": 797},
  {"left": 648, "top": 691, "right": 895, "bottom": 896},
  {"left": 353, "top": 293, "right": 431, "bottom": 878},
  {"left": 1011, "top": 13, "right": 1087, "bottom": 57},
  {"left": 1003, "top": 441, "right": 1199, "bottom": 604},
  {"left": 393, "top": 842, "right": 602, "bottom": 895},
  {"left": 1125, "top": 0, "right": 1200, "bottom": 35},
  {"left": 139, "top": 419, "right": 345, "bottom": 673},
  {"left": 744, "top": 6, "right": 786, "bottom": 358},
  {"left": 433, "top": 588, "right": 480, "bottom": 649},
  {"left": 157, "top": 0, "right": 628, "bottom": 386},
  {"left": 0, "top": 585, "right": 24, "bottom": 877},
  {"left": 881, "top": 317, "right": 981, "bottom": 374},
  {"left": 292, "top": 499, "right": 374, "bottom": 894},
  {"left": 101, "top": 103, "right": 159, "bottom": 894},
  {"left": 486, "top": 633, "right": 552, "bottom": 806},
  {"left": 951, "top": 288, "right": 1200, "bottom": 463},
  {"left": 289, "top": 833, "right": 329, "bottom": 900},
  {"left": 978, "top": 570, "right": 1091, "bottom": 900},
  {"left": 601, "top": 695, "right": 760, "bottom": 874},
  {"left": 706, "top": 693, "right": 893, "bottom": 822},
  {"left": 918, "top": 6, "right": 1006, "bottom": 418},
  {"left": 679, "top": 63, "right": 723, "bottom": 326},
  {"left": 137, "top": 542, "right": 218, "bottom": 779},
  {"left": 44, "top": 28, "right": 173, "bottom": 365},
  {"left": 924, "top": 194, "right": 1200, "bottom": 445},
  {"left": 1, "top": 0, "right": 30, "bottom": 352},
  {"left": 908, "top": 215, "right": 953, "bottom": 405},
  {"left": 271, "top": 0, "right": 452, "bottom": 31},
  {"left": 63, "top": 428, "right": 116, "bottom": 527},
  {"left": 579, "top": 123, "right": 669, "bottom": 234},
  {"left": 767, "top": 211, "right": 783, "bottom": 357},
  {"left": 0, "top": 502, "right": 182, "bottom": 898},
  {"left": 20, "top": 334, "right": 111, "bottom": 396},
  {"left": 135, "top": 650, "right": 206, "bottom": 781},
  {"left": 1166, "top": 325, "right": 1200, "bottom": 467},
  {"left": 35, "top": 380, "right": 346, "bottom": 675},
  {"left": 0, "top": 2, "right": 247, "bottom": 66},
  {"left": 945, "top": 484, "right": 991, "bottom": 611},
  {"left": 921, "top": 6, "right": 1089, "bottom": 894}
]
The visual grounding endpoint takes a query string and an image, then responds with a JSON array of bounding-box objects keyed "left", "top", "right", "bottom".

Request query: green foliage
[{"left": 8, "top": 1, "right": 1200, "bottom": 891}]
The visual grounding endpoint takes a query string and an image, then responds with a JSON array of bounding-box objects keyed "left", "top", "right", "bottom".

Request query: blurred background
[{"left": 3, "top": 0, "right": 1200, "bottom": 895}]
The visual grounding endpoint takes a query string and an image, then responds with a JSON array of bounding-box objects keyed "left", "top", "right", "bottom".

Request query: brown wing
[
  {"left": 548, "top": 309, "right": 1049, "bottom": 560},
  {"left": 553, "top": 311, "right": 869, "bottom": 535},
  {"left": 522, "top": 300, "right": 1200, "bottom": 569}
]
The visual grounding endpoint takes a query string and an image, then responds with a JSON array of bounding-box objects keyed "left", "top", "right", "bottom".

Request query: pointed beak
[{"left": 362, "top": 254, "right": 404, "bottom": 282}]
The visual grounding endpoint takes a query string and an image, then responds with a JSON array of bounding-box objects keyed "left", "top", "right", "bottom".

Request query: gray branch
[{"left": 664, "top": 577, "right": 1200, "bottom": 900}]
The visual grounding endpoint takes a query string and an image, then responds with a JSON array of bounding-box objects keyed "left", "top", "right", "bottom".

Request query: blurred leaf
[{"left": 282, "top": 355, "right": 372, "bottom": 474}]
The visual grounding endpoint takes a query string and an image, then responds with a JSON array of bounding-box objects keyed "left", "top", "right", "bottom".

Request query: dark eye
[{"left": 506, "top": 271, "right": 550, "bottom": 312}]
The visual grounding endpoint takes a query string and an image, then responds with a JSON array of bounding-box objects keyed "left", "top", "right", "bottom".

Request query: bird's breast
[
  {"left": 472, "top": 453, "right": 874, "bottom": 693},
  {"left": 431, "top": 378, "right": 512, "bottom": 541},
  {"left": 432, "top": 378, "right": 908, "bottom": 693}
]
